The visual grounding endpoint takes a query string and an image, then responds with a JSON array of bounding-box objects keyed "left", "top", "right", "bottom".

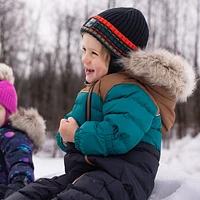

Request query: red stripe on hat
[{"left": 92, "top": 15, "right": 138, "bottom": 51}]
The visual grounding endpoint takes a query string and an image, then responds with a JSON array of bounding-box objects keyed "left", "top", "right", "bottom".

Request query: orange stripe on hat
[{"left": 92, "top": 15, "right": 138, "bottom": 51}]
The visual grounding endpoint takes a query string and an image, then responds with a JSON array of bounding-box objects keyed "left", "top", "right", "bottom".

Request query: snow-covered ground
[{"left": 34, "top": 135, "right": 200, "bottom": 200}]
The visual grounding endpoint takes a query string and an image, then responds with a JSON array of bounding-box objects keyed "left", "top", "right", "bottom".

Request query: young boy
[
  {"left": 5, "top": 7, "right": 196, "bottom": 200},
  {"left": 0, "top": 64, "right": 46, "bottom": 199}
]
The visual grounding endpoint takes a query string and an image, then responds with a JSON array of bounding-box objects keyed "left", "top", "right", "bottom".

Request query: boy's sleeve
[
  {"left": 74, "top": 84, "right": 158, "bottom": 156},
  {"left": 56, "top": 112, "right": 72, "bottom": 152},
  {"left": 56, "top": 132, "right": 67, "bottom": 152}
]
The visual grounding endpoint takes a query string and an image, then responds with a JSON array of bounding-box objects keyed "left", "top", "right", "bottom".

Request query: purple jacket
[
  {"left": 0, "top": 125, "right": 34, "bottom": 185},
  {"left": 0, "top": 108, "right": 46, "bottom": 198}
]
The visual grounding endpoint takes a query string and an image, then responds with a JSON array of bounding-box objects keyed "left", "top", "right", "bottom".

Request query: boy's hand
[{"left": 59, "top": 117, "right": 79, "bottom": 143}]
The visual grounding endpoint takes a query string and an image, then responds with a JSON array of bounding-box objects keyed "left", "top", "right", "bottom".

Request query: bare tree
[
  {"left": 0, "top": 0, "right": 26, "bottom": 65},
  {"left": 60, "top": 15, "right": 73, "bottom": 109},
  {"left": 107, "top": 0, "right": 116, "bottom": 8},
  {"left": 193, "top": 0, "right": 200, "bottom": 136},
  {"left": 173, "top": 0, "right": 186, "bottom": 139},
  {"left": 132, "top": 0, "right": 138, "bottom": 7},
  {"left": 84, "top": 0, "right": 89, "bottom": 20},
  {"left": 160, "top": 0, "right": 171, "bottom": 48},
  {"left": 147, "top": 0, "right": 159, "bottom": 47},
  {"left": 14, "top": 2, "right": 44, "bottom": 100}
]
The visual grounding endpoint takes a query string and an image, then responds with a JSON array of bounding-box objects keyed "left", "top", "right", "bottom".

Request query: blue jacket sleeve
[
  {"left": 1, "top": 130, "right": 34, "bottom": 184},
  {"left": 74, "top": 84, "right": 158, "bottom": 156}
]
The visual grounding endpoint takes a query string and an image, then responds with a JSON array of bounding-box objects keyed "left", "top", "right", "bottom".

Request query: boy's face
[
  {"left": 0, "top": 104, "right": 6, "bottom": 127},
  {"left": 82, "top": 33, "right": 109, "bottom": 83}
]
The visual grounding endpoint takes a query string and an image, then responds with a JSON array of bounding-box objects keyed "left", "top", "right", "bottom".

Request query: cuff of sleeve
[
  {"left": 56, "top": 132, "right": 67, "bottom": 152},
  {"left": 74, "top": 128, "right": 81, "bottom": 152}
]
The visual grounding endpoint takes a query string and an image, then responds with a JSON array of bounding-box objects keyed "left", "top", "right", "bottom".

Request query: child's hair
[
  {"left": 101, "top": 45, "right": 111, "bottom": 68},
  {"left": 0, "top": 63, "right": 17, "bottom": 123}
]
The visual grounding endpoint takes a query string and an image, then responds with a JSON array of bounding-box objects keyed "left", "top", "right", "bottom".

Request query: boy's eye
[{"left": 92, "top": 51, "right": 98, "bottom": 56}]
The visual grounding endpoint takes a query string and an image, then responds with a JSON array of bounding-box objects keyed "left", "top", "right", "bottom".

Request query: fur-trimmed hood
[
  {"left": 120, "top": 49, "right": 196, "bottom": 102},
  {"left": 9, "top": 107, "right": 46, "bottom": 151}
]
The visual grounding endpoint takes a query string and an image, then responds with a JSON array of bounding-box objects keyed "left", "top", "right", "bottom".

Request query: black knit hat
[{"left": 80, "top": 7, "right": 149, "bottom": 59}]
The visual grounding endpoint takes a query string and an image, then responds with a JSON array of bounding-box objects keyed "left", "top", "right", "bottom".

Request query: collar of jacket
[
  {"left": 119, "top": 48, "right": 196, "bottom": 103},
  {"left": 9, "top": 107, "right": 46, "bottom": 151}
]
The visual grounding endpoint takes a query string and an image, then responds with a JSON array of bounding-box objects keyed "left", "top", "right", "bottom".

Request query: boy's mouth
[{"left": 85, "top": 69, "right": 95, "bottom": 73}]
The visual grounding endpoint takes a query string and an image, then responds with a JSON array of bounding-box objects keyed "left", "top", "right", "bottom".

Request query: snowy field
[{"left": 34, "top": 135, "right": 200, "bottom": 200}]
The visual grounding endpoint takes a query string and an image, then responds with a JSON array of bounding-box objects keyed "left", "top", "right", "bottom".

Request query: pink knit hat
[{"left": 0, "top": 64, "right": 17, "bottom": 116}]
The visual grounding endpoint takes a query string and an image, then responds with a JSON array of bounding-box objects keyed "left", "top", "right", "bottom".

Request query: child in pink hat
[
  {"left": 0, "top": 64, "right": 17, "bottom": 126},
  {"left": 0, "top": 63, "right": 46, "bottom": 199}
]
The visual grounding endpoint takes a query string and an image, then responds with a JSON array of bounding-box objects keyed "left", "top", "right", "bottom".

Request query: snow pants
[{"left": 5, "top": 142, "right": 160, "bottom": 200}]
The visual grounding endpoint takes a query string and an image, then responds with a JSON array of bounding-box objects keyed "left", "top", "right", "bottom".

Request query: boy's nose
[{"left": 82, "top": 54, "right": 90, "bottom": 64}]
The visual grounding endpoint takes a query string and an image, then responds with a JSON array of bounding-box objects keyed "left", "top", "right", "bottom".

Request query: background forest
[{"left": 0, "top": 0, "right": 199, "bottom": 153}]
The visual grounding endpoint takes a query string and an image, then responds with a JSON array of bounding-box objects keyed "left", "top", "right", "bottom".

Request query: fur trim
[
  {"left": 0, "top": 63, "right": 15, "bottom": 84},
  {"left": 120, "top": 49, "right": 197, "bottom": 102},
  {"left": 9, "top": 107, "right": 46, "bottom": 151}
]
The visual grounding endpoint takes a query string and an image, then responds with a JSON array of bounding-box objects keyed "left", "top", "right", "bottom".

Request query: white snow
[{"left": 33, "top": 135, "right": 200, "bottom": 199}]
